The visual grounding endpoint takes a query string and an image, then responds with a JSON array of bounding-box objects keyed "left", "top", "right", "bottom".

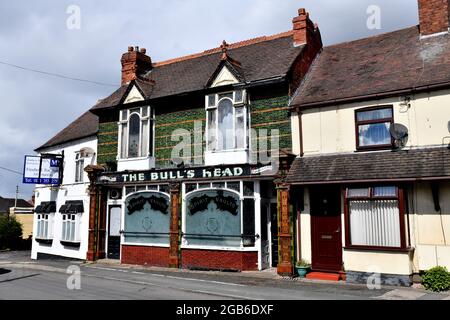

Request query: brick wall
[
  {"left": 182, "top": 249, "right": 258, "bottom": 271},
  {"left": 95, "top": 87, "right": 291, "bottom": 170},
  {"left": 121, "top": 245, "right": 169, "bottom": 267},
  {"left": 155, "top": 107, "right": 206, "bottom": 167},
  {"left": 250, "top": 92, "right": 292, "bottom": 163},
  {"left": 419, "top": 0, "right": 450, "bottom": 36},
  {"left": 97, "top": 112, "right": 119, "bottom": 170}
]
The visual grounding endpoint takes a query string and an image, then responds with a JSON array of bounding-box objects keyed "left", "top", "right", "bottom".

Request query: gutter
[
  {"left": 288, "top": 176, "right": 450, "bottom": 185},
  {"left": 290, "top": 80, "right": 450, "bottom": 110}
]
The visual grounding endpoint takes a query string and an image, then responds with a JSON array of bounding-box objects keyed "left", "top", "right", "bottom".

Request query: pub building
[{"left": 82, "top": 8, "right": 322, "bottom": 274}]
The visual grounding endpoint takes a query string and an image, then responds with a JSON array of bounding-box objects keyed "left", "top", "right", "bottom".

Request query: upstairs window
[
  {"left": 355, "top": 106, "right": 393, "bottom": 150},
  {"left": 75, "top": 153, "right": 84, "bottom": 183},
  {"left": 206, "top": 90, "right": 248, "bottom": 152},
  {"left": 119, "top": 106, "right": 155, "bottom": 159}
]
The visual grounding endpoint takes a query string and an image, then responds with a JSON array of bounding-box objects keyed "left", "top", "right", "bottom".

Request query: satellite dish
[{"left": 390, "top": 123, "right": 409, "bottom": 149}]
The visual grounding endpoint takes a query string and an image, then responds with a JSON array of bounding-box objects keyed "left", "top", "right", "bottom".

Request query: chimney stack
[
  {"left": 418, "top": 0, "right": 450, "bottom": 36},
  {"left": 121, "top": 46, "right": 152, "bottom": 85},
  {"left": 292, "top": 8, "right": 321, "bottom": 47}
]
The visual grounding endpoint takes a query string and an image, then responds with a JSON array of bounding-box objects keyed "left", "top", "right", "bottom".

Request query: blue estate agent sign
[{"left": 23, "top": 155, "right": 62, "bottom": 185}]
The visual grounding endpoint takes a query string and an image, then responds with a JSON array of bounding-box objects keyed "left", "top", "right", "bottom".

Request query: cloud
[{"left": 0, "top": 0, "right": 419, "bottom": 198}]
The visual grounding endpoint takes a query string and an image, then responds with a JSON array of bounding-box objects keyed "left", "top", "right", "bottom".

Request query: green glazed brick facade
[
  {"left": 250, "top": 94, "right": 291, "bottom": 163},
  {"left": 95, "top": 92, "right": 292, "bottom": 169},
  {"left": 155, "top": 108, "right": 206, "bottom": 168},
  {"left": 97, "top": 121, "right": 118, "bottom": 168}
]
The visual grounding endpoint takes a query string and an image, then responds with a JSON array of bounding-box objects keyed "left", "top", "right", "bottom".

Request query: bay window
[
  {"left": 355, "top": 106, "right": 393, "bottom": 150},
  {"left": 119, "top": 106, "right": 155, "bottom": 159},
  {"left": 206, "top": 90, "right": 248, "bottom": 151},
  {"left": 345, "top": 186, "right": 406, "bottom": 249}
]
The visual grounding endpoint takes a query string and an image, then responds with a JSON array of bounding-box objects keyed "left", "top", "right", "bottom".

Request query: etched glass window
[{"left": 185, "top": 190, "right": 241, "bottom": 247}]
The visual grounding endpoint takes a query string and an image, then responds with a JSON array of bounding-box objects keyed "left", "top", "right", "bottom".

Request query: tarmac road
[{"left": 0, "top": 251, "right": 448, "bottom": 300}]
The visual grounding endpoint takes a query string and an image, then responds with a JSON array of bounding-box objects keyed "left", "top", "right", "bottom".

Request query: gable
[
  {"left": 210, "top": 66, "right": 240, "bottom": 88},
  {"left": 124, "top": 85, "right": 144, "bottom": 104}
]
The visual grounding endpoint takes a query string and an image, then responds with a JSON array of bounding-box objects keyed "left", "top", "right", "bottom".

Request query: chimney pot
[
  {"left": 292, "top": 8, "right": 320, "bottom": 47},
  {"left": 121, "top": 46, "right": 152, "bottom": 85}
]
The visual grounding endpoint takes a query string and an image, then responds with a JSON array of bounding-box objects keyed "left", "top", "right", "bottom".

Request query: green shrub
[
  {"left": 0, "top": 215, "right": 23, "bottom": 250},
  {"left": 422, "top": 266, "right": 450, "bottom": 292}
]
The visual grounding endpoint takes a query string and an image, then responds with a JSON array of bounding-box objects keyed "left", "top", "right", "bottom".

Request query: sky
[{"left": 0, "top": 0, "right": 419, "bottom": 199}]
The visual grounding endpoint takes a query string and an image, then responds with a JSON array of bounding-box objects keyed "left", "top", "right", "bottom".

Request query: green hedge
[{"left": 422, "top": 266, "right": 450, "bottom": 292}]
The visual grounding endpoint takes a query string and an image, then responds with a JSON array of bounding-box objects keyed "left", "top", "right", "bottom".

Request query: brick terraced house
[
  {"left": 287, "top": 0, "right": 450, "bottom": 285},
  {"left": 32, "top": 8, "right": 322, "bottom": 274}
]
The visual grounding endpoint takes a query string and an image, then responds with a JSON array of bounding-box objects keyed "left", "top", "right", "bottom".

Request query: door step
[{"left": 306, "top": 272, "right": 342, "bottom": 282}]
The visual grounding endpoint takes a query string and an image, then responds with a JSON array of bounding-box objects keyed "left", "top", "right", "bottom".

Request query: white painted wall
[
  {"left": 410, "top": 181, "right": 450, "bottom": 271},
  {"left": 211, "top": 66, "right": 239, "bottom": 88},
  {"left": 123, "top": 85, "right": 144, "bottom": 104},
  {"left": 31, "top": 136, "right": 97, "bottom": 260},
  {"left": 294, "top": 89, "right": 450, "bottom": 155},
  {"left": 343, "top": 250, "right": 413, "bottom": 275}
]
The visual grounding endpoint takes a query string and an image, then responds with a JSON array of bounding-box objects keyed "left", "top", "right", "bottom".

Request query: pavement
[{"left": 0, "top": 250, "right": 449, "bottom": 300}]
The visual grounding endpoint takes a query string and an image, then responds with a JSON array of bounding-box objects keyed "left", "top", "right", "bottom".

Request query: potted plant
[{"left": 295, "top": 259, "right": 311, "bottom": 278}]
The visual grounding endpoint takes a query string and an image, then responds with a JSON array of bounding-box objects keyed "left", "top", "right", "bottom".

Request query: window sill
[
  {"left": 207, "top": 148, "right": 248, "bottom": 153},
  {"left": 355, "top": 145, "right": 394, "bottom": 152},
  {"left": 180, "top": 244, "right": 257, "bottom": 252},
  {"left": 344, "top": 246, "right": 413, "bottom": 253},
  {"left": 117, "top": 157, "right": 155, "bottom": 171},
  {"left": 204, "top": 150, "right": 249, "bottom": 166},
  {"left": 60, "top": 241, "right": 81, "bottom": 248},
  {"left": 35, "top": 238, "right": 53, "bottom": 245}
]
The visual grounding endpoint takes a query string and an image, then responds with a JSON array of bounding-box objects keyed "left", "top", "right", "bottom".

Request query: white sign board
[{"left": 23, "top": 155, "right": 62, "bottom": 185}]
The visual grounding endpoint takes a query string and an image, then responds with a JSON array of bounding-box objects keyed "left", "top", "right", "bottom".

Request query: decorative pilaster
[
  {"left": 168, "top": 183, "right": 181, "bottom": 268},
  {"left": 276, "top": 181, "right": 294, "bottom": 276},
  {"left": 85, "top": 165, "right": 105, "bottom": 262}
]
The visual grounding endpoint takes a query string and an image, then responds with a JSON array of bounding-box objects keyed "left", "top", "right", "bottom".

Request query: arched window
[
  {"left": 119, "top": 106, "right": 155, "bottom": 159},
  {"left": 206, "top": 90, "right": 247, "bottom": 151},
  {"left": 128, "top": 113, "right": 140, "bottom": 158},
  {"left": 217, "top": 99, "right": 234, "bottom": 150}
]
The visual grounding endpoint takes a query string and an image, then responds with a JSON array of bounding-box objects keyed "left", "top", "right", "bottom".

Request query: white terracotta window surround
[
  {"left": 117, "top": 106, "right": 155, "bottom": 171},
  {"left": 205, "top": 90, "right": 249, "bottom": 165}
]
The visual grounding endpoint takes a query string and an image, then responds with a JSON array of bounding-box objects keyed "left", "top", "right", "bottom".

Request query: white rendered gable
[
  {"left": 124, "top": 85, "right": 144, "bottom": 104},
  {"left": 210, "top": 66, "right": 239, "bottom": 88}
]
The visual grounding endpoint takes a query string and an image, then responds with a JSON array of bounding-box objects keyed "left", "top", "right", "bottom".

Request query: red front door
[{"left": 310, "top": 186, "right": 343, "bottom": 272}]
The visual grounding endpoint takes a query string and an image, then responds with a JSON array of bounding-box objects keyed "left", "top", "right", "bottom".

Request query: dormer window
[
  {"left": 206, "top": 90, "right": 248, "bottom": 152},
  {"left": 119, "top": 106, "right": 155, "bottom": 159}
]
